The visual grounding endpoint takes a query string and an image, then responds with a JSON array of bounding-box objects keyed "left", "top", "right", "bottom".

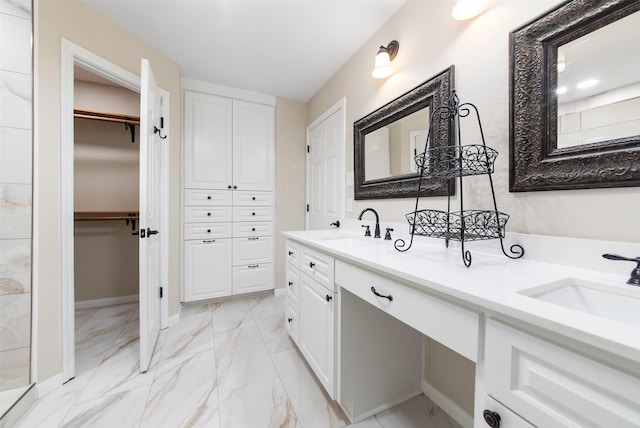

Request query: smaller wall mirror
[
  {"left": 510, "top": 0, "right": 640, "bottom": 191},
  {"left": 355, "top": 66, "right": 454, "bottom": 199}
]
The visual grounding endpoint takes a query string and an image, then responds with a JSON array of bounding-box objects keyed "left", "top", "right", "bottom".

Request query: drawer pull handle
[
  {"left": 234, "top": 185, "right": 237, "bottom": 189},
  {"left": 248, "top": 264, "right": 259, "bottom": 268},
  {"left": 248, "top": 237, "right": 259, "bottom": 241},
  {"left": 252, "top": 212, "right": 256, "bottom": 216},
  {"left": 309, "top": 262, "right": 315, "bottom": 268},
  {"left": 203, "top": 239, "right": 216, "bottom": 243},
  {"left": 288, "top": 281, "right": 293, "bottom": 286},
  {"left": 207, "top": 229, "right": 211, "bottom": 233},
  {"left": 252, "top": 197, "right": 256, "bottom": 200},
  {"left": 482, "top": 410, "right": 501, "bottom": 428},
  {"left": 228, "top": 185, "right": 232, "bottom": 189},
  {"left": 288, "top": 251, "right": 293, "bottom": 256},
  {"left": 287, "top": 317, "right": 293, "bottom": 323},
  {"left": 371, "top": 287, "right": 393, "bottom": 301},
  {"left": 207, "top": 196, "right": 212, "bottom": 200},
  {"left": 252, "top": 227, "right": 256, "bottom": 231},
  {"left": 325, "top": 294, "right": 332, "bottom": 302},
  {"left": 207, "top": 212, "right": 211, "bottom": 216}
]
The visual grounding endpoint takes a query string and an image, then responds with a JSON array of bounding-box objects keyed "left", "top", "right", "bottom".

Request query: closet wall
[{"left": 73, "top": 78, "right": 140, "bottom": 304}]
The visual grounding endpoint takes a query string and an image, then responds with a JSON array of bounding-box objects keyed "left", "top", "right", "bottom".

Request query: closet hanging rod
[
  {"left": 73, "top": 109, "right": 140, "bottom": 125},
  {"left": 74, "top": 211, "right": 139, "bottom": 221}
]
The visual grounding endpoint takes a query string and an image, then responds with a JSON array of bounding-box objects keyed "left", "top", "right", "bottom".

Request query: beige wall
[
  {"left": 306, "top": 0, "right": 640, "bottom": 415},
  {"left": 36, "top": 0, "right": 181, "bottom": 382},
  {"left": 307, "top": 0, "right": 640, "bottom": 243},
  {"left": 275, "top": 97, "right": 307, "bottom": 290}
]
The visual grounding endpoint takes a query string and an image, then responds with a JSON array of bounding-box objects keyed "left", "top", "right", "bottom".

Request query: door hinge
[
  {"left": 306, "top": 204, "right": 309, "bottom": 212},
  {"left": 307, "top": 145, "right": 310, "bottom": 153},
  {"left": 159, "top": 287, "right": 163, "bottom": 298}
]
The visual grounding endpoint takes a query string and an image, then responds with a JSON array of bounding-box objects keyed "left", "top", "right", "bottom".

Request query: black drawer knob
[
  {"left": 252, "top": 227, "right": 256, "bottom": 231},
  {"left": 252, "top": 197, "right": 256, "bottom": 200},
  {"left": 207, "top": 229, "right": 211, "bottom": 233},
  {"left": 228, "top": 185, "right": 232, "bottom": 189},
  {"left": 483, "top": 410, "right": 501, "bottom": 428},
  {"left": 207, "top": 196, "right": 212, "bottom": 200},
  {"left": 252, "top": 212, "right": 256, "bottom": 216},
  {"left": 287, "top": 317, "right": 293, "bottom": 323},
  {"left": 325, "top": 295, "right": 332, "bottom": 302},
  {"left": 233, "top": 185, "right": 237, "bottom": 189},
  {"left": 207, "top": 212, "right": 211, "bottom": 216}
]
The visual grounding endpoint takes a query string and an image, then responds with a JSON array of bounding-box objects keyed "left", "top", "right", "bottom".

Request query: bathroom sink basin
[{"left": 519, "top": 278, "right": 640, "bottom": 328}]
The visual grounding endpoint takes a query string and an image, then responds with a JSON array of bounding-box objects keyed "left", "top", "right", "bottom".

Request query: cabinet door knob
[
  {"left": 228, "top": 185, "right": 232, "bottom": 189},
  {"left": 207, "top": 212, "right": 211, "bottom": 216},
  {"left": 482, "top": 410, "right": 501, "bottom": 428},
  {"left": 233, "top": 185, "right": 237, "bottom": 189},
  {"left": 207, "top": 229, "right": 211, "bottom": 233},
  {"left": 288, "top": 251, "right": 293, "bottom": 256},
  {"left": 309, "top": 262, "right": 315, "bottom": 268},
  {"left": 207, "top": 196, "right": 212, "bottom": 200},
  {"left": 288, "top": 281, "right": 293, "bottom": 286},
  {"left": 371, "top": 286, "right": 393, "bottom": 302},
  {"left": 252, "top": 212, "right": 256, "bottom": 216},
  {"left": 325, "top": 294, "right": 332, "bottom": 302},
  {"left": 287, "top": 317, "right": 293, "bottom": 323},
  {"left": 252, "top": 227, "right": 256, "bottom": 231},
  {"left": 252, "top": 196, "right": 256, "bottom": 200}
]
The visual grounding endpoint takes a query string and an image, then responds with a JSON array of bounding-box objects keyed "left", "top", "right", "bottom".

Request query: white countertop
[{"left": 283, "top": 228, "right": 640, "bottom": 363}]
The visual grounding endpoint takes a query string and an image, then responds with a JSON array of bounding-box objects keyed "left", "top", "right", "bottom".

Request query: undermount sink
[{"left": 519, "top": 278, "right": 640, "bottom": 328}]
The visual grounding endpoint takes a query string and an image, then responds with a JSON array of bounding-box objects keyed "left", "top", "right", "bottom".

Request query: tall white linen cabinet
[{"left": 182, "top": 81, "right": 275, "bottom": 302}]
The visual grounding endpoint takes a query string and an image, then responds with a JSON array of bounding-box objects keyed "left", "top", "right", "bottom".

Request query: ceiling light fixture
[
  {"left": 372, "top": 40, "right": 399, "bottom": 79},
  {"left": 452, "top": 0, "right": 489, "bottom": 20},
  {"left": 577, "top": 79, "right": 598, "bottom": 89}
]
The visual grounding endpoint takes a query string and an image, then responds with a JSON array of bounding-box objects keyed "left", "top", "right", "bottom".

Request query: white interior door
[
  {"left": 306, "top": 101, "right": 344, "bottom": 230},
  {"left": 139, "top": 58, "right": 162, "bottom": 372}
]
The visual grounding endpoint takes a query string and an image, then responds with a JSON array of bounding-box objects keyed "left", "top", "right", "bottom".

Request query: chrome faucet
[
  {"left": 602, "top": 254, "right": 640, "bottom": 286},
  {"left": 358, "top": 208, "right": 381, "bottom": 238}
]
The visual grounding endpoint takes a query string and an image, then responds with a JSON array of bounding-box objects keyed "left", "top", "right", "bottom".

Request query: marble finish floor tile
[
  {"left": 218, "top": 375, "right": 299, "bottom": 428},
  {"left": 14, "top": 295, "right": 464, "bottom": 428},
  {"left": 141, "top": 349, "right": 218, "bottom": 428}
]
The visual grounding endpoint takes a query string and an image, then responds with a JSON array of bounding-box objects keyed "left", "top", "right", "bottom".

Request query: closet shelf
[
  {"left": 74, "top": 211, "right": 139, "bottom": 221},
  {"left": 73, "top": 109, "right": 140, "bottom": 125}
]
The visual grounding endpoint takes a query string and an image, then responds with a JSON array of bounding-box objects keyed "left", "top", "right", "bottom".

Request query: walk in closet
[{"left": 73, "top": 71, "right": 140, "bottom": 309}]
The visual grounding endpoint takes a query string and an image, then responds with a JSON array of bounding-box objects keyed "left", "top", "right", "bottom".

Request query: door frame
[
  {"left": 305, "top": 98, "right": 346, "bottom": 229},
  {"left": 60, "top": 39, "right": 169, "bottom": 381}
]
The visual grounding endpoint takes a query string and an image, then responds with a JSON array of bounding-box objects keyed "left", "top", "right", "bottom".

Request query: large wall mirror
[
  {"left": 354, "top": 66, "right": 454, "bottom": 199},
  {"left": 510, "top": 0, "right": 640, "bottom": 191}
]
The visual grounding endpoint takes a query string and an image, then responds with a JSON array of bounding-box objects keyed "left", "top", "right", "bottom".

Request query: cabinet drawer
[
  {"left": 285, "top": 264, "right": 300, "bottom": 306},
  {"left": 184, "top": 222, "right": 232, "bottom": 240},
  {"left": 184, "top": 206, "right": 232, "bottom": 223},
  {"left": 232, "top": 263, "right": 273, "bottom": 294},
  {"left": 335, "top": 260, "right": 479, "bottom": 362},
  {"left": 299, "top": 245, "right": 335, "bottom": 292},
  {"left": 485, "top": 319, "right": 640, "bottom": 428},
  {"left": 285, "top": 299, "right": 299, "bottom": 346},
  {"left": 184, "top": 189, "right": 232, "bottom": 206},
  {"left": 233, "top": 236, "right": 273, "bottom": 266},
  {"left": 481, "top": 396, "right": 534, "bottom": 428},
  {"left": 233, "top": 206, "right": 273, "bottom": 222},
  {"left": 285, "top": 240, "right": 300, "bottom": 267},
  {"left": 233, "top": 191, "right": 274, "bottom": 206},
  {"left": 232, "top": 221, "right": 273, "bottom": 237}
]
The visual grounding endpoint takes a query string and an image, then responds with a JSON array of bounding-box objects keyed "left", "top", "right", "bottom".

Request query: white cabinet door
[
  {"left": 183, "top": 239, "right": 232, "bottom": 301},
  {"left": 233, "top": 101, "right": 274, "bottom": 191},
  {"left": 184, "top": 91, "right": 233, "bottom": 189},
  {"left": 299, "top": 273, "right": 335, "bottom": 398}
]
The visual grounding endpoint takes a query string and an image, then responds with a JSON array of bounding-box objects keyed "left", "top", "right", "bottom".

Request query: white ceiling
[{"left": 84, "top": 0, "right": 406, "bottom": 101}]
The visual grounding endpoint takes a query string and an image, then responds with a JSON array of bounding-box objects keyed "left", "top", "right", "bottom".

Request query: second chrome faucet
[{"left": 358, "top": 208, "right": 381, "bottom": 238}]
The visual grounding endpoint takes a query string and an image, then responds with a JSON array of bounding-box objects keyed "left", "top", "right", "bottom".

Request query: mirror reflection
[
  {"left": 556, "top": 11, "right": 640, "bottom": 149},
  {"left": 364, "top": 107, "right": 430, "bottom": 181}
]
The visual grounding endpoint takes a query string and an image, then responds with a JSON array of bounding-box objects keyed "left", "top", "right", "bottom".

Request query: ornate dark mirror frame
[
  {"left": 354, "top": 66, "right": 454, "bottom": 200},
  {"left": 509, "top": 0, "right": 640, "bottom": 192}
]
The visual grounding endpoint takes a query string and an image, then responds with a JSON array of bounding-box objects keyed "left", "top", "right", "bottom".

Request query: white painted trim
[
  {"left": 181, "top": 77, "right": 276, "bottom": 106},
  {"left": 35, "top": 373, "right": 64, "bottom": 399},
  {"left": 74, "top": 295, "right": 139, "bottom": 310},
  {"left": 421, "top": 379, "right": 474, "bottom": 428},
  {"left": 168, "top": 310, "right": 180, "bottom": 328},
  {"left": 305, "top": 98, "right": 346, "bottom": 230},
  {"left": 159, "top": 87, "right": 170, "bottom": 330},
  {"left": 31, "top": 0, "right": 39, "bottom": 385},
  {"left": 274, "top": 287, "right": 287, "bottom": 297}
]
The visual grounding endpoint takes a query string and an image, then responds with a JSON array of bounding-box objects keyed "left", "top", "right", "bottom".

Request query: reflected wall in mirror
[
  {"left": 355, "top": 66, "right": 454, "bottom": 199},
  {"left": 510, "top": 0, "right": 640, "bottom": 191}
]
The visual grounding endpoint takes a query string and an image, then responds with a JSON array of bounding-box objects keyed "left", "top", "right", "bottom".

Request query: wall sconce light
[
  {"left": 452, "top": 0, "right": 489, "bottom": 20},
  {"left": 371, "top": 40, "right": 399, "bottom": 79}
]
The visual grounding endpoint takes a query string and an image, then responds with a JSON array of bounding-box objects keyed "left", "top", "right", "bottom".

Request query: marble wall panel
[
  {"left": 0, "top": 12, "right": 32, "bottom": 74},
  {"left": 0, "top": 70, "right": 32, "bottom": 130},
  {"left": 0, "top": 184, "right": 32, "bottom": 239},
  {"left": 0, "top": 346, "right": 29, "bottom": 389},
  {"left": 0, "top": 0, "right": 31, "bottom": 18},
  {"left": 0, "top": 127, "right": 32, "bottom": 184},
  {"left": 0, "top": 292, "right": 31, "bottom": 351},
  {"left": 0, "top": 238, "right": 31, "bottom": 294}
]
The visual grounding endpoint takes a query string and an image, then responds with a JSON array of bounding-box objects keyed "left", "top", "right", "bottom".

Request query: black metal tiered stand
[{"left": 394, "top": 91, "right": 524, "bottom": 267}]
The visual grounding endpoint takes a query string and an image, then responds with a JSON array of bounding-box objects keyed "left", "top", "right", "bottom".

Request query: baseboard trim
[
  {"left": 168, "top": 309, "right": 180, "bottom": 328},
  {"left": 36, "top": 373, "right": 64, "bottom": 398},
  {"left": 75, "top": 295, "right": 138, "bottom": 310},
  {"left": 341, "top": 389, "right": 422, "bottom": 424},
  {"left": 421, "top": 379, "right": 473, "bottom": 428}
]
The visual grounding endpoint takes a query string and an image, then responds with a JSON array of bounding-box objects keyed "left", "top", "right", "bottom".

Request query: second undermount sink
[{"left": 519, "top": 278, "right": 640, "bottom": 328}]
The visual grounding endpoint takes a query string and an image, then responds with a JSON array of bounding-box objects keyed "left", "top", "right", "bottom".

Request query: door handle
[{"left": 147, "top": 228, "right": 159, "bottom": 236}]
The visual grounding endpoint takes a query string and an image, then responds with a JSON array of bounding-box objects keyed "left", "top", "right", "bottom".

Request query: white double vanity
[{"left": 282, "top": 228, "right": 640, "bottom": 428}]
